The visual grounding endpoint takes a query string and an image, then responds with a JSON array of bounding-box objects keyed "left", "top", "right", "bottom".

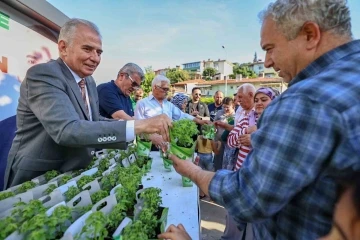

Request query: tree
[
  {"left": 143, "top": 66, "right": 155, "bottom": 96},
  {"left": 188, "top": 71, "right": 196, "bottom": 80},
  {"left": 202, "top": 67, "right": 217, "bottom": 80},
  {"left": 166, "top": 68, "right": 189, "bottom": 84},
  {"left": 232, "top": 63, "right": 257, "bottom": 78}
]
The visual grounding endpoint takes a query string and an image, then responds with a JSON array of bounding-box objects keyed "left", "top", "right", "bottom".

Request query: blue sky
[{"left": 47, "top": 0, "right": 360, "bottom": 83}]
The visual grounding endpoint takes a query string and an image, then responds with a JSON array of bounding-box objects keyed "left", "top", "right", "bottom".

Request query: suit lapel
[{"left": 56, "top": 58, "right": 90, "bottom": 120}]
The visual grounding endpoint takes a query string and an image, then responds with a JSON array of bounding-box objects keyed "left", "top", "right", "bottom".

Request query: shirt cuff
[
  {"left": 126, "top": 120, "right": 135, "bottom": 142},
  {"left": 208, "top": 169, "right": 232, "bottom": 206}
]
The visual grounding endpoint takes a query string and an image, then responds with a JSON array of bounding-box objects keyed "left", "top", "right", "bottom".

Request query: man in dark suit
[{"left": 4, "top": 18, "right": 172, "bottom": 189}]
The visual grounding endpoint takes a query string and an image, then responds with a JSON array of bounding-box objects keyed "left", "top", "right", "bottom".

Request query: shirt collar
[
  {"left": 63, "top": 61, "right": 82, "bottom": 84},
  {"left": 289, "top": 40, "right": 360, "bottom": 87},
  {"left": 149, "top": 94, "right": 168, "bottom": 103}
]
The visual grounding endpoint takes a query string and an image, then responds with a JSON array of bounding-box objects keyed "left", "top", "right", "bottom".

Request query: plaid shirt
[{"left": 209, "top": 40, "right": 360, "bottom": 239}]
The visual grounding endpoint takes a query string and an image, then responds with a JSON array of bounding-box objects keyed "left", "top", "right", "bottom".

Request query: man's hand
[
  {"left": 191, "top": 110, "right": 199, "bottom": 116},
  {"left": 158, "top": 224, "right": 191, "bottom": 240},
  {"left": 247, "top": 125, "right": 257, "bottom": 134},
  {"left": 149, "top": 134, "right": 164, "bottom": 147},
  {"left": 149, "top": 134, "right": 168, "bottom": 152},
  {"left": 239, "top": 134, "right": 251, "bottom": 147},
  {"left": 169, "top": 154, "right": 201, "bottom": 179},
  {"left": 135, "top": 114, "right": 172, "bottom": 142},
  {"left": 214, "top": 120, "right": 234, "bottom": 131},
  {"left": 193, "top": 118, "right": 212, "bottom": 125},
  {"left": 169, "top": 154, "right": 215, "bottom": 197}
]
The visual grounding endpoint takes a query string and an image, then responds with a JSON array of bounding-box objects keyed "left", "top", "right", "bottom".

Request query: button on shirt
[
  {"left": 209, "top": 40, "right": 360, "bottom": 239},
  {"left": 97, "top": 80, "right": 134, "bottom": 119},
  {"left": 134, "top": 95, "right": 194, "bottom": 121}
]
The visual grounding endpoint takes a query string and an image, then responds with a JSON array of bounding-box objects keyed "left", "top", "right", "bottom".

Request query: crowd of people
[{"left": 0, "top": 0, "right": 359, "bottom": 239}]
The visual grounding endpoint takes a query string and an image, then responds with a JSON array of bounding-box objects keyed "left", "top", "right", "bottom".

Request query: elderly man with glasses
[
  {"left": 97, "top": 63, "right": 143, "bottom": 120},
  {"left": 135, "top": 75, "right": 210, "bottom": 148}
]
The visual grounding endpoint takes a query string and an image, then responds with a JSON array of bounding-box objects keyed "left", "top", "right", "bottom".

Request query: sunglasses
[
  {"left": 155, "top": 85, "right": 170, "bottom": 92},
  {"left": 120, "top": 72, "right": 140, "bottom": 89}
]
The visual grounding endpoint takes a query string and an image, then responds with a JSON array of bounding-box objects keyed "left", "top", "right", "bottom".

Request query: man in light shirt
[{"left": 135, "top": 75, "right": 209, "bottom": 147}]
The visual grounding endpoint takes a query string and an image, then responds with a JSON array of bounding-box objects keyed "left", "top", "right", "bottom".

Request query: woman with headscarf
[
  {"left": 228, "top": 87, "right": 280, "bottom": 170},
  {"left": 171, "top": 93, "right": 188, "bottom": 112}
]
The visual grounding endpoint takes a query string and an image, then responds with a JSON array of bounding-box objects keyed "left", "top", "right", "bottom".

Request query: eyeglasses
[
  {"left": 127, "top": 74, "right": 141, "bottom": 89},
  {"left": 194, "top": 93, "right": 202, "bottom": 96},
  {"left": 155, "top": 85, "right": 170, "bottom": 92},
  {"left": 120, "top": 72, "right": 140, "bottom": 89}
]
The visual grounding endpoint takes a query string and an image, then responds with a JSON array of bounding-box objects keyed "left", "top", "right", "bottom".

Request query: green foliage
[
  {"left": 43, "top": 184, "right": 57, "bottom": 195},
  {"left": 98, "top": 158, "right": 111, "bottom": 172},
  {"left": 73, "top": 204, "right": 92, "bottom": 217},
  {"left": 115, "top": 187, "right": 134, "bottom": 212},
  {"left": 0, "top": 191, "right": 15, "bottom": 201},
  {"left": 16, "top": 181, "right": 37, "bottom": 194},
  {"left": 138, "top": 207, "right": 158, "bottom": 237},
  {"left": 202, "top": 67, "right": 217, "bottom": 80},
  {"left": 44, "top": 170, "right": 60, "bottom": 182},
  {"left": 201, "top": 124, "right": 216, "bottom": 139},
  {"left": 166, "top": 68, "right": 190, "bottom": 84},
  {"left": 140, "top": 188, "right": 162, "bottom": 210},
  {"left": 136, "top": 156, "right": 152, "bottom": 170},
  {"left": 59, "top": 175, "right": 72, "bottom": 186},
  {"left": 20, "top": 205, "right": 72, "bottom": 239},
  {"left": 100, "top": 167, "right": 120, "bottom": 192},
  {"left": 11, "top": 200, "right": 46, "bottom": 226},
  {"left": 107, "top": 202, "right": 127, "bottom": 230},
  {"left": 170, "top": 119, "right": 199, "bottom": 147},
  {"left": 122, "top": 221, "right": 148, "bottom": 240},
  {"left": 142, "top": 66, "right": 155, "bottom": 96},
  {"left": 91, "top": 190, "right": 108, "bottom": 204},
  {"left": 64, "top": 186, "right": 80, "bottom": 201},
  {"left": 201, "top": 97, "right": 215, "bottom": 104},
  {"left": 232, "top": 63, "right": 257, "bottom": 78},
  {"left": 77, "top": 211, "right": 108, "bottom": 240},
  {"left": 77, "top": 175, "right": 95, "bottom": 189},
  {"left": 0, "top": 216, "right": 18, "bottom": 239}
]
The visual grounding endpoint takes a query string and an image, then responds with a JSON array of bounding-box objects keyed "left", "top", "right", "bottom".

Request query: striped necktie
[{"left": 78, "top": 78, "right": 90, "bottom": 117}]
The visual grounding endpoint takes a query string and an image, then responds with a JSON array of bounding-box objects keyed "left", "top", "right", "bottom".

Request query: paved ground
[{"left": 200, "top": 196, "right": 226, "bottom": 240}]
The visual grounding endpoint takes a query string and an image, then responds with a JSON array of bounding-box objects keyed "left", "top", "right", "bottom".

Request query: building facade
[{"left": 247, "top": 61, "right": 278, "bottom": 78}]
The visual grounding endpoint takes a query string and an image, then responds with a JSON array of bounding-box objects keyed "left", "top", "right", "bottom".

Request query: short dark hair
[{"left": 192, "top": 87, "right": 201, "bottom": 93}]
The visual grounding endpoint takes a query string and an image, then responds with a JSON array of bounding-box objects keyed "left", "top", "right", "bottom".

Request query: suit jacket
[
  {"left": 185, "top": 101, "right": 210, "bottom": 118},
  {"left": 4, "top": 58, "right": 128, "bottom": 189}
]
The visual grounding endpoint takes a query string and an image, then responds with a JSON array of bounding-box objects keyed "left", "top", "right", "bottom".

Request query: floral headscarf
[
  {"left": 171, "top": 93, "right": 188, "bottom": 110},
  {"left": 254, "top": 87, "right": 280, "bottom": 100},
  {"left": 249, "top": 87, "right": 280, "bottom": 126}
]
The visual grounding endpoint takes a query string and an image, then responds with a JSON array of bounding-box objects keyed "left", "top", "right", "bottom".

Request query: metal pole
[{"left": 222, "top": 46, "right": 228, "bottom": 96}]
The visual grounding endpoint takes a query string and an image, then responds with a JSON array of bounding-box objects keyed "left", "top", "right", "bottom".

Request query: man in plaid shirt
[{"left": 169, "top": 0, "right": 360, "bottom": 239}]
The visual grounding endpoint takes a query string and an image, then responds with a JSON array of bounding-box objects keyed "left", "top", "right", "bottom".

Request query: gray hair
[
  {"left": 237, "top": 83, "right": 256, "bottom": 94},
  {"left": 152, "top": 75, "right": 170, "bottom": 87},
  {"left": 118, "top": 63, "right": 145, "bottom": 82},
  {"left": 58, "top": 18, "right": 101, "bottom": 45},
  {"left": 258, "top": 0, "right": 352, "bottom": 40}
]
